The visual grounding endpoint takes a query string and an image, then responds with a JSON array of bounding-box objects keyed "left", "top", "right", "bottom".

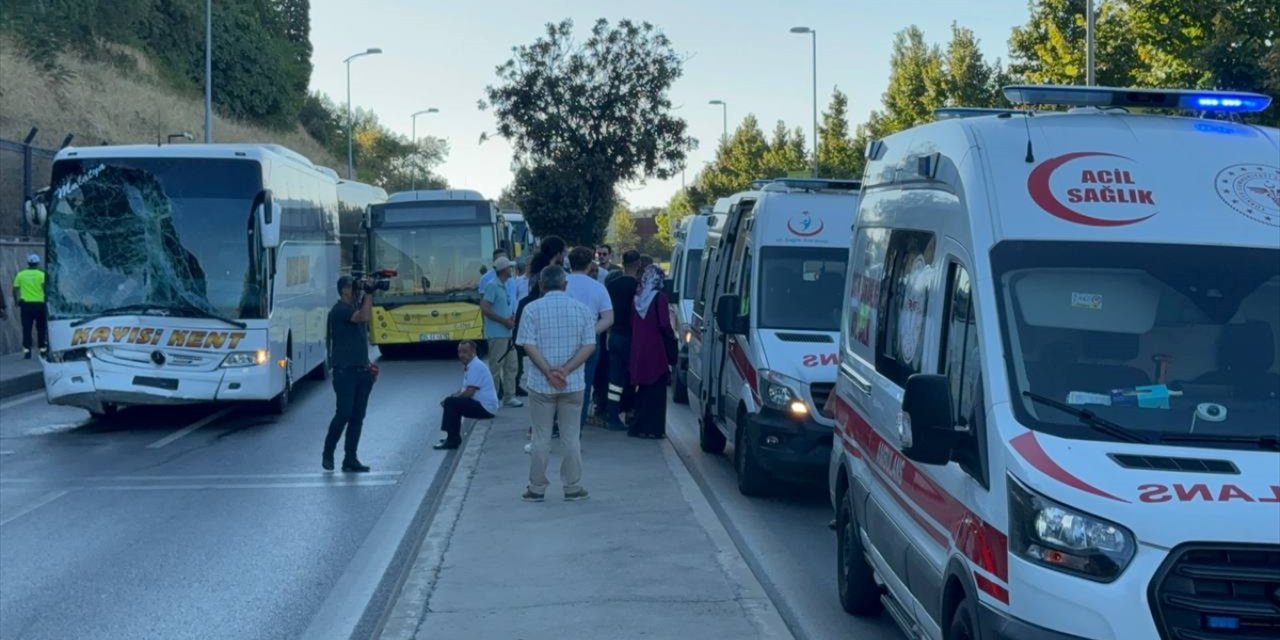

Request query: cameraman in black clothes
[{"left": 324, "top": 275, "right": 376, "bottom": 472}]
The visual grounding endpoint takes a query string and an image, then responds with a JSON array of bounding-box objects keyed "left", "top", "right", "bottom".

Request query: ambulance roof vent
[
  {"left": 750, "top": 178, "right": 862, "bottom": 194},
  {"left": 1002, "top": 85, "right": 1272, "bottom": 114}
]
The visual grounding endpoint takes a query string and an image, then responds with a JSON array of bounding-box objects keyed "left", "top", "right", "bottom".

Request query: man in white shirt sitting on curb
[{"left": 435, "top": 341, "right": 500, "bottom": 450}]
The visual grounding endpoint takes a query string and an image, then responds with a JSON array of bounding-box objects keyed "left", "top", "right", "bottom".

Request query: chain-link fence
[{"left": 0, "top": 128, "right": 68, "bottom": 239}]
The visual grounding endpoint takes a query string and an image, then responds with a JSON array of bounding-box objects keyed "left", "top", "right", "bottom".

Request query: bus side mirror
[
  {"left": 714, "top": 294, "right": 746, "bottom": 334},
  {"left": 257, "top": 190, "right": 281, "bottom": 249},
  {"left": 23, "top": 198, "right": 47, "bottom": 228},
  {"left": 351, "top": 242, "right": 364, "bottom": 272},
  {"left": 899, "top": 374, "right": 959, "bottom": 466}
]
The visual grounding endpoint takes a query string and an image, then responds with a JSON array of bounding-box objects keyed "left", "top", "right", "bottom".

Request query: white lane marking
[
  {"left": 0, "top": 489, "right": 70, "bottom": 527},
  {"left": 23, "top": 422, "right": 82, "bottom": 436},
  {"left": 0, "top": 450, "right": 14, "bottom": 455},
  {"left": 92, "top": 481, "right": 398, "bottom": 490},
  {"left": 145, "top": 407, "right": 236, "bottom": 449},
  {"left": 0, "top": 391, "right": 45, "bottom": 412},
  {"left": 87, "top": 471, "right": 403, "bottom": 481}
]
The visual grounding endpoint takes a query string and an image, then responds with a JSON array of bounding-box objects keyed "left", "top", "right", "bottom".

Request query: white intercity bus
[
  {"left": 335, "top": 176, "right": 387, "bottom": 275},
  {"left": 36, "top": 144, "right": 340, "bottom": 417}
]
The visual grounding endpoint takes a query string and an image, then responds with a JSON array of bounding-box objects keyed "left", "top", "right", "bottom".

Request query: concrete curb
[
  {"left": 659, "top": 440, "right": 796, "bottom": 640},
  {"left": 375, "top": 418, "right": 492, "bottom": 640},
  {"left": 0, "top": 371, "right": 42, "bottom": 401}
]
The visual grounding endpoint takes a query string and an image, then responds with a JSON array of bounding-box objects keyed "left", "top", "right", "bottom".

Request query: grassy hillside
[{"left": 0, "top": 38, "right": 339, "bottom": 235}]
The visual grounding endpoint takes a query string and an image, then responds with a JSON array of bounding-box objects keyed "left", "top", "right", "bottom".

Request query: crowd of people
[{"left": 323, "top": 236, "right": 678, "bottom": 502}]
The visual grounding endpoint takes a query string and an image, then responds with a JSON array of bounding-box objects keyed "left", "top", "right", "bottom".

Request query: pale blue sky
[{"left": 309, "top": 0, "right": 1031, "bottom": 208}]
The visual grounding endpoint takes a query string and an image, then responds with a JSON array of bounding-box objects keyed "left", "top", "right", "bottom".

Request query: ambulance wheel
[
  {"left": 673, "top": 370, "right": 689, "bottom": 404},
  {"left": 838, "top": 490, "right": 882, "bottom": 615},
  {"left": 699, "top": 408, "right": 726, "bottom": 454},
  {"left": 734, "top": 414, "right": 769, "bottom": 496},
  {"left": 948, "top": 598, "right": 978, "bottom": 640}
]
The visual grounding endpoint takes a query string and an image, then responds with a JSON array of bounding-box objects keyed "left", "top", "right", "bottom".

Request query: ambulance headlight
[
  {"left": 759, "top": 369, "right": 806, "bottom": 415},
  {"left": 221, "top": 350, "right": 268, "bottom": 368},
  {"left": 1009, "top": 478, "right": 1135, "bottom": 582}
]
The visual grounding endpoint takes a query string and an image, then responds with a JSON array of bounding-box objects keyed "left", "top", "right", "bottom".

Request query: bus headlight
[
  {"left": 221, "top": 350, "right": 268, "bottom": 368},
  {"left": 1009, "top": 477, "right": 1135, "bottom": 582}
]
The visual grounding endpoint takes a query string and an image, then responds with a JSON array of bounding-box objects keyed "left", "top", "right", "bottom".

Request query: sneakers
[
  {"left": 322, "top": 453, "right": 334, "bottom": 471},
  {"left": 564, "top": 489, "right": 589, "bottom": 501},
  {"left": 504, "top": 398, "right": 525, "bottom": 408},
  {"left": 522, "top": 489, "right": 545, "bottom": 502}
]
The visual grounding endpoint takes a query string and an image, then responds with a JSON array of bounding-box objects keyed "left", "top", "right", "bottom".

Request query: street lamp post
[
  {"left": 1085, "top": 0, "right": 1096, "bottom": 86},
  {"left": 410, "top": 108, "right": 439, "bottom": 190},
  {"left": 790, "top": 26, "right": 818, "bottom": 177},
  {"left": 204, "top": 0, "right": 212, "bottom": 143},
  {"left": 708, "top": 99, "right": 727, "bottom": 146},
  {"left": 344, "top": 47, "right": 383, "bottom": 179}
]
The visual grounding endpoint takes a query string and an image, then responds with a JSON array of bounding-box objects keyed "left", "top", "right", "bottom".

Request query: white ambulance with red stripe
[
  {"left": 687, "top": 178, "right": 860, "bottom": 496},
  {"left": 828, "top": 86, "right": 1280, "bottom": 640}
]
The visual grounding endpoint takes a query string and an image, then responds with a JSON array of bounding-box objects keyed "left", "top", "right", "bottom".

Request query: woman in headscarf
[{"left": 628, "top": 264, "right": 677, "bottom": 439}]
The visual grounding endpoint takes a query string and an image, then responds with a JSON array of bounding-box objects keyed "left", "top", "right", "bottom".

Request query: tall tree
[
  {"left": 870, "top": 26, "right": 947, "bottom": 136},
  {"left": 763, "top": 121, "right": 809, "bottom": 177},
  {"left": 606, "top": 204, "right": 640, "bottom": 250},
  {"left": 941, "top": 24, "right": 997, "bottom": 108},
  {"left": 655, "top": 188, "right": 695, "bottom": 251},
  {"left": 483, "top": 19, "right": 695, "bottom": 244},
  {"left": 696, "top": 114, "right": 770, "bottom": 200},
  {"left": 1008, "top": 0, "right": 1139, "bottom": 87},
  {"left": 816, "top": 88, "right": 863, "bottom": 179}
]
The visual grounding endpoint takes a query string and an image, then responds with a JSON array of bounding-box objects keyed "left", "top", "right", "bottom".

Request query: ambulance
[
  {"left": 827, "top": 86, "right": 1280, "bottom": 640},
  {"left": 688, "top": 178, "right": 861, "bottom": 495},
  {"left": 667, "top": 207, "right": 724, "bottom": 404}
]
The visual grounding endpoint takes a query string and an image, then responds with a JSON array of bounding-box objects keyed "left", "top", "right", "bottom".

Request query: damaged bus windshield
[
  {"left": 367, "top": 201, "right": 497, "bottom": 301},
  {"left": 46, "top": 158, "right": 264, "bottom": 321}
]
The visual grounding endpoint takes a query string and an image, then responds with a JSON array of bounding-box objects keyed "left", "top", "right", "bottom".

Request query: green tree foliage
[
  {"left": 1009, "top": 0, "right": 1139, "bottom": 87},
  {"left": 5, "top": 0, "right": 313, "bottom": 128},
  {"left": 816, "top": 88, "right": 865, "bottom": 179},
  {"left": 606, "top": 204, "right": 640, "bottom": 250},
  {"left": 655, "top": 189, "right": 695, "bottom": 251},
  {"left": 299, "top": 93, "right": 449, "bottom": 190},
  {"left": 482, "top": 19, "right": 695, "bottom": 245}
]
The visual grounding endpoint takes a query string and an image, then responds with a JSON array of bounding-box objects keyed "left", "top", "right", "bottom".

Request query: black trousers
[
  {"left": 19, "top": 302, "right": 47, "bottom": 351},
  {"left": 439, "top": 396, "right": 493, "bottom": 443},
  {"left": 593, "top": 333, "right": 610, "bottom": 416},
  {"left": 325, "top": 367, "right": 374, "bottom": 460},
  {"left": 630, "top": 373, "right": 670, "bottom": 437},
  {"left": 606, "top": 332, "right": 636, "bottom": 421}
]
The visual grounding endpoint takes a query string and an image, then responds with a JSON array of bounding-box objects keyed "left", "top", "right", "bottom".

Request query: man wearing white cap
[
  {"left": 12, "top": 254, "right": 47, "bottom": 359},
  {"left": 480, "top": 256, "right": 522, "bottom": 408}
]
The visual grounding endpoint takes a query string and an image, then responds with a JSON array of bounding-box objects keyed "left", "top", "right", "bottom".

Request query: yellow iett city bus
[{"left": 364, "top": 189, "right": 508, "bottom": 356}]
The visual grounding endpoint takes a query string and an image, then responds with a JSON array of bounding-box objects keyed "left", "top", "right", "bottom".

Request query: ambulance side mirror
[
  {"left": 714, "top": 294, "right": 747, "bottom": 334},
  {"left": 663, "top": 278, "right": 675, "bottom": 297},
  {"left": 899, "top": 374, "right": 960, "bottom": 466}
]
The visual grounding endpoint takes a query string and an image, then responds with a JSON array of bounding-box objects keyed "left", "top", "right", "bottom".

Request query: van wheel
[
  {"left": 673, "top": 369, "right": 689, "bottom": 404},
  {"left": 838, "top": 490, "right": 882, "bottom": 615},
  {"left": 268, "top": 359, "right": 292, "bottom": 415},
  {"left": 734, "top": 414, "right": 770, "bottom": 496},
  {"left": 948, "top": 598, "right": 979, "bottom": 640},
  {"left": 699, "top": 407, "right": 726, "bottom": 454}
]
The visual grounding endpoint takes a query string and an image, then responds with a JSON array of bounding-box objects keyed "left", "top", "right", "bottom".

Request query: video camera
[{"left": 352, "top": 268, "right": 397, "bottom": 293}]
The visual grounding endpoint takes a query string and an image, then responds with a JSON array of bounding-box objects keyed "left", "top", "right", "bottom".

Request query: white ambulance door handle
[{"left": 842, "top": 362, "right": 872, "bottom": 395}]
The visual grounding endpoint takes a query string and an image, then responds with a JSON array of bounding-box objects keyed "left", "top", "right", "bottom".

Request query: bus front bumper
[{"left": 44, "top": 360, "right": 273, "bottom": 411}]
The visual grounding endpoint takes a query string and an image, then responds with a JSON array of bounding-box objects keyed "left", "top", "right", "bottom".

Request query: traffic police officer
[{"left": 12, "top": 254, "right": 46, "bottom": 359}]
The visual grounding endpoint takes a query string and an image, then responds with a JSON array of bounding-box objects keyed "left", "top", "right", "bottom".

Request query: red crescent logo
[{"left": 1028, "top": 152, "right": 1157, "bottom": 227}]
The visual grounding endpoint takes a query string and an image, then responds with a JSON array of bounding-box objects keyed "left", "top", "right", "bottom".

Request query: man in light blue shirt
[
  {"left": 478, "top": 249, "right": 518, "bottom": 302},
  {"left": 481, "top": 257, "right": 522, "bottom": 408}
]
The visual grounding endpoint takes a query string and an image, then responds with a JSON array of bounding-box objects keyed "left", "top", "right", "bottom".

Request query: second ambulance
[{"left": 828, "top": 86, "right": 1280, "bottom": 640}]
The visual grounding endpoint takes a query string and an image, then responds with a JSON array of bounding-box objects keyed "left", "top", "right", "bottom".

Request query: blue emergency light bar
[
  {"left": 749, "top": 177, "right": 862, "bottom": 192},
  {"left": 1002, "top": 85, "right": 1272, "bottom": 113},
  {"left": 934, "top": 107, "right": 1026, "bottom": 120}
]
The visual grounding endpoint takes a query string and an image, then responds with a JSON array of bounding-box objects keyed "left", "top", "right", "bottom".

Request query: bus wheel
[
  {"left": 269, "top": 359, "right": 292, "bottom": 415},
  {"left": 734, "top": 412, "right": 770, "bottom": 496},
  {"left": 90, "top": 403, "right": 120, "bottom": 421},
  {"left": 699, "top": 407, "right": 726, "bottom": 454}
]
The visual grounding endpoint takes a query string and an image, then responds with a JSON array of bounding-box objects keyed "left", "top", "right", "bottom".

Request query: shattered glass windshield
[
  {"left": 47, "top": 158, "right": 264, "bottom": 320},
  {"left": 369, "top": 225, "right": 496, "bottom": 302}
]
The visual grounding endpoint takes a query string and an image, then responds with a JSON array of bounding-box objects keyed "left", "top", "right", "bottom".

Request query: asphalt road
[
  {"left": 664, "top": 399, "right": 902, "bottom": 640},
  {"left": 0, "top": 352, "right": 459, "bottom": 640}
]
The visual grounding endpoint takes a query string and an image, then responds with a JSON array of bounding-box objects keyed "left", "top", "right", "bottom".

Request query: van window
[
  {"left": 876, "top": 231, "right": 937, "bottom": 387},
  {"left": 738, "top": 249, "right": 752, "bottom": 318},
  {"left": 693, "top": 247, "right": 715, "bottom": 317},
  {"left": 941, "top": 261, "right": 986, "bottom": 484},
  {"left": 758, "top": 246, "right": 847, "bottom": 332},
  {"left": 682, "top": 249, "right": 703, "bottom": 301},
  {"left": 671, "top": 251, "right": 684, "bottom": 296},
  {"left": 845, "top": 228, "right": 890, "bottom": 360}
]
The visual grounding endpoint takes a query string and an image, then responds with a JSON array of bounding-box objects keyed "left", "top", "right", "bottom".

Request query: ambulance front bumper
[
  {"left": 979, "top": 605, "right": 1089, "bottom": 640},
  {"left": 44, "top": 359, "right": 270, "bottom": 411},
  {"left": 745, "top": 408, "right": 833, "bottom": 484}
]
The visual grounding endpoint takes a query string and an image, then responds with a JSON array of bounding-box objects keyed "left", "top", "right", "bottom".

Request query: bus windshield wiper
[
  {"left": 70, "top": 304, "right": 166, "bottom": 327},
  {"left": 1157, "top": 433, "right": 1280, "bottom": 451},
  {"left": 1021, "top": 391, "right": 1151, "bottom": 444},
  {"left": 167, "top": 303, "right": 248, "bottom": 329}
]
